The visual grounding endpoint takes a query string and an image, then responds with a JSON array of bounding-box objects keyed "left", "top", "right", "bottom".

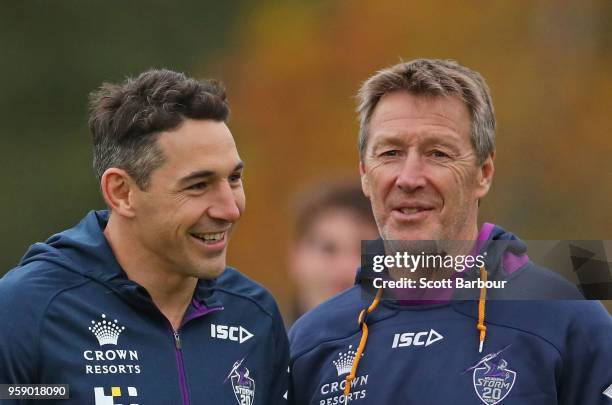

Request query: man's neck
[{"left": 103, "top": 214, "right": 197, "bottom": 331}]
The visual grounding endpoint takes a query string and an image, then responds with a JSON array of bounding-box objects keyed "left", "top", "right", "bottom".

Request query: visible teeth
[
  {"left": 401, "top": 208, "right": 421, "bottom": 214},
  {"left": 193, "top": 232, "right": 224, "bottom": 242}
]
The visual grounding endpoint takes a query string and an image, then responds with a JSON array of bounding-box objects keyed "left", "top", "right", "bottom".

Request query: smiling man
[
  {"left": 0, "top": 70, "right": 288, "bottom": 404},
  {"left": 288, "top": 59, "right": 612, "bottom": 404},
  {"left": 360, "top": 91, "right": 492, "bottom": 243}
]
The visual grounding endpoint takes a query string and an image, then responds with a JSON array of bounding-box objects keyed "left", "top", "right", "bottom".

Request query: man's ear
[
  {"left": 475, "top": 152, "right": 495, "bottom": 199},
  {"left": 359, "top": 161, "right": 371, "bottom": 199},
  {"left": 100, "top": 168, "right": 138, "bottom": 218}
]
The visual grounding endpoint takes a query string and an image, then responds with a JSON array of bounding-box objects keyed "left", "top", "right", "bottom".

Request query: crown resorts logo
[
  {"left": 84, "top": 314, "right": 141, "bottom": 376},
  {"left": 319, "top": 345, "right": 369, "bottom": 402},
  {"left": 89, "top": 314, "right": 126, "bottom": 346},
  {"left": 333, "top": 345, "right": 357, "bottom": 376}
]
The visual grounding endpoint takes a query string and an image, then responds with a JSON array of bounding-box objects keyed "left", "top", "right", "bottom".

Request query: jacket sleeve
[
  {"left": 558, "top": 300, "right": 612, "bottom": 404},
  {"left": 267, "top": 302, "right": 290, "bottom": 405},
  {"left": 0, "top": 271, "right": 43, "bottom": 405},
  {"left": 0, "top": 273, "right": 41, "bottom": 384}
]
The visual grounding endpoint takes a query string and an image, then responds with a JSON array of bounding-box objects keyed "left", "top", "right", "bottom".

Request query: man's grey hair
[{"left": 357, "top": 59, "right": 495, "bottom": 165}]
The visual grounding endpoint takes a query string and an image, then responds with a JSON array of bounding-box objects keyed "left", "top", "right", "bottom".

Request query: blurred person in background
[
  {"left": 0, "top": 69, "right": 288, "bottom": 405},
  {"left": 288, "top": 181, "right": 378, "bottom": 324}
]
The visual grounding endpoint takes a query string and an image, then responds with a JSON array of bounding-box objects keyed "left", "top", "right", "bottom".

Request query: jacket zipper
[
  {"left": 169, "top": 305, "right": 224, "bottom": 405},
  {"left": 174, "top": 330, "right": 182, "bottom": 349},
  {"left": 173, "top": 329, "right": 190, "bottom": 405}
]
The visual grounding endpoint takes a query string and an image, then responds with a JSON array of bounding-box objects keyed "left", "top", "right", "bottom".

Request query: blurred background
[{"left": 1, "top": 0, "right": 610, "bottom": 317}]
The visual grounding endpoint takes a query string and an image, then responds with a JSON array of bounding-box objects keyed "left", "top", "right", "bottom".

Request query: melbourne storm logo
[
  {"left": 465, "top": 345, "right": 516, "bottom": 405},
  {"left": 226, "top": 358, "right": 255, "bottom": 405}
]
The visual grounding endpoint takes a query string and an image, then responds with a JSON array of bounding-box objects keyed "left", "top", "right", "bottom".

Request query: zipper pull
[{"left": 173, "top": 330, "right": 182, "bottom": 350}]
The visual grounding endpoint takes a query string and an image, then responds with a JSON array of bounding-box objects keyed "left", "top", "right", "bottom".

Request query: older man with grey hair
[{"left": 288, "top": 59, "right": 612, "bottom": 404}]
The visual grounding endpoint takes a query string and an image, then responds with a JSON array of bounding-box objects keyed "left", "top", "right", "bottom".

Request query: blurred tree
[
  {"left": 216, "top": 0, "right": 611, "bottom": 309},
  {"left": 0, "top": 0, "right": 245, "bottom": 271}
]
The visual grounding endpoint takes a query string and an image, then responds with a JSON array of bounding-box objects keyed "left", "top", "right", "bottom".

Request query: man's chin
[
  {"left": 190, "top": 257, "right": 227, "bottom": 280},
  {"left": 383, "top": 226, "right": 441, "bottom": 241},
  {"left": 201, "top": 264, "right": 226, "bottom": 280}
]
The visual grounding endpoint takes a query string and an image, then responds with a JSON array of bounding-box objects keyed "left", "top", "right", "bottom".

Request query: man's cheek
[{"left": 446, "top": 161, "right": 477, "bottom": 185}]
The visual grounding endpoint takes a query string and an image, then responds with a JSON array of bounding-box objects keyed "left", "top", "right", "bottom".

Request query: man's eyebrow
[
  {"left": 370, "top": 133, "right": 403, "bottom": 148},
  {"left": 233, "top": 161, "right": 245, "bottom": 172},
  {"left": 178, "top": 161, "right": 245, "bottom": 185},
  {"left": 420, "top": 134, "right": 460, "bottom": 146}
]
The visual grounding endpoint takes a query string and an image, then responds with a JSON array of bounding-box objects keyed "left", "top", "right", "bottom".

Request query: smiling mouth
[
  {"left": 190, "top": 232, "right": 226, "bottom": 244},
  {"left": 396, "top": 207, "right": 433, "bottom": 214}
]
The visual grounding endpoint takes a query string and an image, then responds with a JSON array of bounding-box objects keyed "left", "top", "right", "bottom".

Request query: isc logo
[
  {"left": 391, "top": 329, "right": 443, "bottom": 348},
  {"left": 210, "top": 324, "right": 254, "bottom": 344}
]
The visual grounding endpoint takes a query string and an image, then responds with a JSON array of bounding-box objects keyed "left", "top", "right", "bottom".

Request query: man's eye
[
  {"left": 431, "top": 150, "right": 450, "bottom": 159},
  {"left": 229, "top": 173, "right": 243, "bottom": 183},
  {"left": 187, "top": 182, "right": 207, "bottom": 190},
  {"left": 319, "top": 241, "right": 338, "bottom": 256},
  {"left": 310, "top": 239, "right": 338, "bottom": 256},
  {"left": 380, "top": 150, "right": 399, "bottom": 157}
]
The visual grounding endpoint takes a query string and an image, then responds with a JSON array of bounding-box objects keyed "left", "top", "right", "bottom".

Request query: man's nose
[
  {"left": 396, "top": 152, "right": 427, "bottom": 192},
  {"left": 208, "top": 181, "right": 241, "bottom": 222}
]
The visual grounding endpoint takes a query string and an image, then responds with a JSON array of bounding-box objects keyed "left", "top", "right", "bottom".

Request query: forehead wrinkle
[
  {"left": 370, "top": 128, "right": 462, "bottom": 149},
  {"left": 370, "top": 93, "right": 471, "bottom": 139},
  {"left": 371, "top": 113, "right": 466, "bottom": 138},
  {"left": 372, "top": 108, "right": 461, "bottom": 127}
]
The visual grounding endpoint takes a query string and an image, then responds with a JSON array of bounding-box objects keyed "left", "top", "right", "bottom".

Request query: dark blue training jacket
[
  {"left": 0, "top": 210, "right": 289, "bottom": 405},
  {"left": 289, "top": 224, "right": 612, "bottom": 405}
]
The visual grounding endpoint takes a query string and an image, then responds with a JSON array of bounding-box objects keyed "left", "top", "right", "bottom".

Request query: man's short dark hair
[{"left": 89, "top": 68, "right": 229, "bottom": 189}]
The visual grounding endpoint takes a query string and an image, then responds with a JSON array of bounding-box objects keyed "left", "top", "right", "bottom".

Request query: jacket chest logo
[
  {"left": 465, "top": 345, "right": 517, "bottom": 404},
  {"left": 93, "top": 386, "right": 138, "bottom": 405},
  {"left": 226, "top": 358, "right": 256, "bottom": 405},
  {"left": 89, "top": 314, "right": 125, "bottom": 346},
  {"left": 391, "top": 329, "right": 444, "bottom": 348},
  {"left": 211, "top": 323, "right": 254, "bottom": 344},
  {"left": 318, "top": 345, "right": 368, "bottom": 402},
  {"left": 83, "top": 313, "right": 142, "bottom": 376}
]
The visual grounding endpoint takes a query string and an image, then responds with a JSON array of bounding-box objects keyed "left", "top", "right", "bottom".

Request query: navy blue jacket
[
  {"left": 0, "top": 211, "right": 289, "bottom": 405},
  {"left": 289, "top": 225, "right": 612, "bottom": 404}
]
